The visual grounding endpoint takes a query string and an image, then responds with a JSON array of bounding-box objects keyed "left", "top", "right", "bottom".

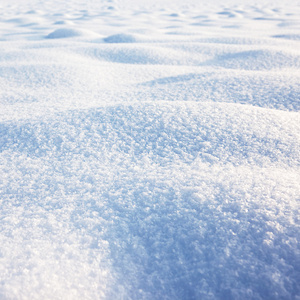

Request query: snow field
[{"left": 0, "top": 0, "right": 300, "bottom": 299}]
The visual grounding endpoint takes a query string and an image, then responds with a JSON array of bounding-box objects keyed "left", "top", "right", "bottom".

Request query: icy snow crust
[{"left": 0, "top": 0, "right": 300, "bottom": 299}]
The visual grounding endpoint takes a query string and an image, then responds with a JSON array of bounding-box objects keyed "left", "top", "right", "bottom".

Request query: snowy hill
[{"left": 0, "top": 0, "right": 299, "bottom": 299}]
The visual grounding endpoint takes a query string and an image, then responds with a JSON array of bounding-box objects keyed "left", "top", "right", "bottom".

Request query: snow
[
  {"left": 104, "top": 33, "right": 141, "bottom": 43},
  {"left": 0, "top": 0, "right": 299, "bottom": 299},
  {"left": 46, "top": 28, "right": 98, "bottom": 39}
]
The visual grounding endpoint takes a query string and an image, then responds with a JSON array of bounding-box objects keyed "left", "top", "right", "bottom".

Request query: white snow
[
  {"left": 0, "top": 0, "right": 299, "bottom": 299},
  {"left": 46, "top": 28, "right": 99, "bottom": 39}
]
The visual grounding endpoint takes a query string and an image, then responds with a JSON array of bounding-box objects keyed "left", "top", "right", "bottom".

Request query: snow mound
[
  {"left": 1, "top": 103, "right": 299, "bottom": 166},
  {"left": 85, "top": 44, "right": 207, "bottom": 65},
  {"left": 273, "top": 34, "right": 300, "bottom": 40},
  {"left": 0, "top": 103, "right": 299, "bottom": 299},
  {"left": 6, "top": 17, "right": 43, "bottom": 24},
  {"left": 1, "top": 0, "right": 300, "bottom": 299},
  {"left": 53, "top": 20, "right": 75, "bottom": 26},
  {"left": 104, "top": 33, "right": 140, "bottom": 43},
  {"left": 140, "top": 71, "right": 300, "bottom": 111},
  {"left": 212, "top": 49, "right": 300, "bottom": 70},
  {"left": 46, "top": 28, "right": 97, "bottom": 39}
]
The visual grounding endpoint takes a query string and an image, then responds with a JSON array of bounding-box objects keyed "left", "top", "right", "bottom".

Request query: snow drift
[{"left": 0, "top": 0, "right": 299, "bottom": 299}]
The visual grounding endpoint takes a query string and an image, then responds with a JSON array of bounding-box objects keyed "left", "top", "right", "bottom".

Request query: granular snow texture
[{"left": 0, "top": 0, "right": 299, "bottom": 299}]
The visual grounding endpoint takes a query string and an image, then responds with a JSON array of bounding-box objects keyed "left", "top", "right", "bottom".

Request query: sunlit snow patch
[
  {"left": 104, "top": 33, "right": 141, "bottom": 43},
  {"left": 46, "top": 28, "right": 98, "bottom": 39}
]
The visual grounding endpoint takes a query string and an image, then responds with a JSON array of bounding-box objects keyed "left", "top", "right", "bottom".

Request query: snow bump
[
  {"left": 46, "top": 28, "right": 97, "bottom": 39},
  {"left": 104, "top": 33, "right": 140, "bottom": 43}
]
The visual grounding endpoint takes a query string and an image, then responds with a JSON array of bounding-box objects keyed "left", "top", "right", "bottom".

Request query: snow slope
[{"left": 0, "top": 0, "right": 299, "bottom": 299}]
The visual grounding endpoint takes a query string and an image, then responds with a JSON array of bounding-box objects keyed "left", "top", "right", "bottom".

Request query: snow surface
[{"left": 0, "top": 0, "right": 300, "bottom": 299}]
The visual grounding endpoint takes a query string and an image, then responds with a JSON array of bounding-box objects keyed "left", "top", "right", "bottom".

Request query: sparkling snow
[{"left": 0, "top": 0, "right": 299, "bottom": 299}]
